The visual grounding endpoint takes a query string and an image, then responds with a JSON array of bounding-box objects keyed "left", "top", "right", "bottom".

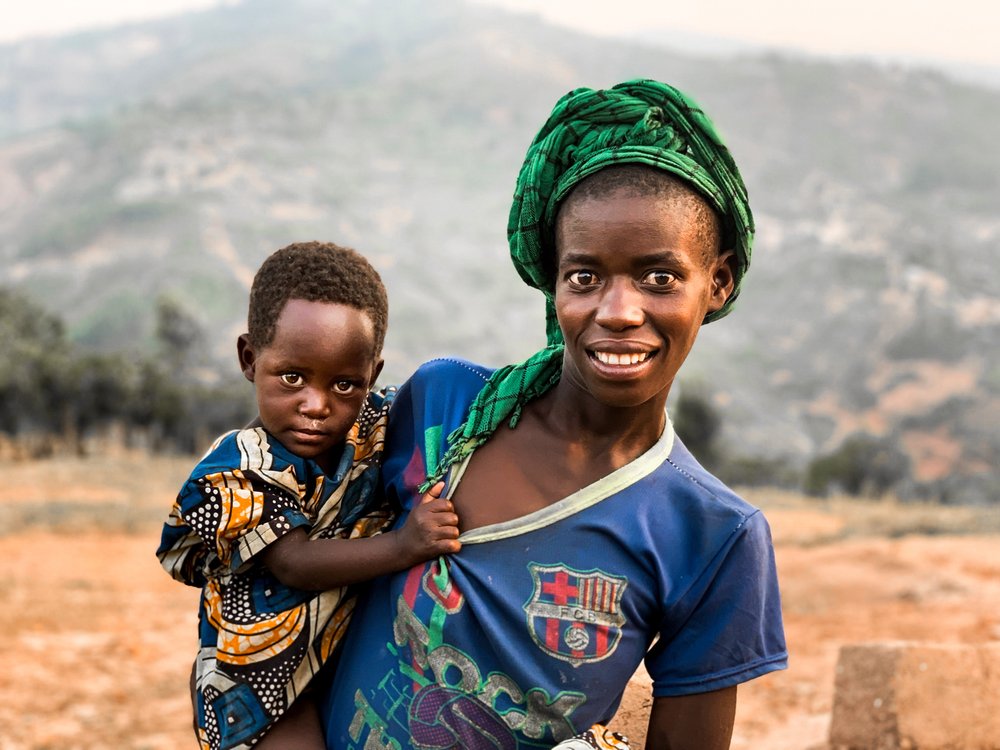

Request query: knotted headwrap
[{"left": 422, "top": 79, "right": 753, "bottom": 490}]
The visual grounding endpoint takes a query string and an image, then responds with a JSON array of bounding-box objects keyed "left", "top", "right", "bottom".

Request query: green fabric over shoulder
[{"left": 422, "top": 79, "right": 753, "bottom": 491}]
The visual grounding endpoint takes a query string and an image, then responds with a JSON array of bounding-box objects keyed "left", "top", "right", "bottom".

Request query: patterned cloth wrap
[
  {"left": 422, "top": 78, "right": 755, "bottom": 492},
  {"left": 157, "top": 390, "right": 395, "bottom": 750},
  {"left": 553, "top": 724, "right": 631, "bottom": 749}
]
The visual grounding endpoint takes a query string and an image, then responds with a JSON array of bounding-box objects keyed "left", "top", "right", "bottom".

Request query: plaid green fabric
[
  {"left": 423, "top": 79, "right": 753, "bottom": 489},
  {"left": 421, "top": 345, "right": 563, "bottom": 490}
]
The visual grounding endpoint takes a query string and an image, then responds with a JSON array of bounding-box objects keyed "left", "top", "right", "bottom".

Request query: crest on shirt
[{"left": 524, "top": 563, "right": 628, "bottom": 666}]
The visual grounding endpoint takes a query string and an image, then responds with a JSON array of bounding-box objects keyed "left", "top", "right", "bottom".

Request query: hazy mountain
[
  {"left": 1, "top": 0, "right": 996, "bottom": 502},
  {"left": 629, "top": 27, "right": 1000, "bottom": 92}
]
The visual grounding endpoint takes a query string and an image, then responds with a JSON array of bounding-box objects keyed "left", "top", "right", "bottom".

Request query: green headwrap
[
  {"left": 510, "top": 78, "right": 754, "bottom": 341},
  {"left": 422, "top": 79, "right": 753, "bottom": 490}
]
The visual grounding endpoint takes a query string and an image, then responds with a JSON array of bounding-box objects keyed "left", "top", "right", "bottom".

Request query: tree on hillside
[
  {"left": 69, "top": 352, "right": 138, "bottom": 438},
  {"left": 673, "top": 384, "right": 722, "bottom": 470},
  {"left": 0, "top": 287, "right": 74, "bottom": 435},
  {"left": 805, "top": 432, "right": 910, "bottom": 498},
  {"left": 155, "top": 294, "right": 205, "bottom": 378},
  {"left": 0, "top": 286, "right": 254, "bottom": 456}
]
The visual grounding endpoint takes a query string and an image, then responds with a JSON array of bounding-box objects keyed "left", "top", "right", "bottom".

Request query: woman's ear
[
  {"left": 707, "top": 251, "right": 736, "bottom": 313},
  {"left": 236, "top": 334, "right": 256, "bottom": 382}
]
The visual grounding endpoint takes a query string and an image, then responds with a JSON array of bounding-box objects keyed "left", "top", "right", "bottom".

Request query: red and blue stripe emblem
[{"left": 524, "top": 563, "right": 628, "bottom": 665}]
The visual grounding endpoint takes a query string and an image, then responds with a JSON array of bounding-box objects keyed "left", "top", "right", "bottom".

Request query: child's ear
[
  {"left": 368, "top": 358, "right": 385, "bottom": 390},
  {"left": 236, "top": 334, "right": 256, "bottom": 382}
]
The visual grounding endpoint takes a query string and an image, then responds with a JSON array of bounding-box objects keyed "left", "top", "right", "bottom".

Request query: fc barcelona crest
[{"left": 523, "top": 563, "right": 628, "bottom": 666}]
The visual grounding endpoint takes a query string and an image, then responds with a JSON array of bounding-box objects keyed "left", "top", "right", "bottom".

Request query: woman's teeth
[{"left": 594, "top": 351, "right": 650, "bottom": 366}]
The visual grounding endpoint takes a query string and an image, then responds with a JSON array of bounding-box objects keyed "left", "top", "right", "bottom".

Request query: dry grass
[
  {"left": 742, "top": 487, "right": 1000, "bottom": 544},
  {"left": 0, "top": 452, "right": 199, "bottom": 750},
  {"left": 7, "top": 453, "right": 995, "bottom": 540},
  {"left": 0, "top": 451, "right": 193, "bottom": 536}
]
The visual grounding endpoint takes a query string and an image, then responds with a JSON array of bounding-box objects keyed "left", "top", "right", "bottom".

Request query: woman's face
[{"left": 553, "top": 188, "right": 734, "bottom": 411}]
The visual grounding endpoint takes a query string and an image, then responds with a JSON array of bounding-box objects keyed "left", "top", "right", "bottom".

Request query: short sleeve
[
  {"left": 177, "top": 470, "right": 310, "bottom": 573},
  {"left": 644, "top": 510, "right": 787, "bottom": 695},
  {"left": 381, "top": 358, "right": 495, "bottom": 514}
]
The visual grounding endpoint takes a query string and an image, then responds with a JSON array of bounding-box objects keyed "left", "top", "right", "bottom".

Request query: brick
[{"left": 829, "top": 641, "right": 1000, "bottom": 749}]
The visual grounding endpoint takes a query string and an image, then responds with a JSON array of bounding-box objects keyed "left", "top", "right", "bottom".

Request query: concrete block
[{"left": 829, "top": 641, "right": 1000, "bottom": 749}]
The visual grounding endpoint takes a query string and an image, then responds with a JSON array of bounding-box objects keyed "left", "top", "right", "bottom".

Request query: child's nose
[{"left": 299, "top": 389, "right": 331, "bottom": 418}]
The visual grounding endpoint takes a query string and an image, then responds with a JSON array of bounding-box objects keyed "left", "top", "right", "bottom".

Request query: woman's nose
[{"left": 595, "top": 279, "right": 644, "bottom": 330}]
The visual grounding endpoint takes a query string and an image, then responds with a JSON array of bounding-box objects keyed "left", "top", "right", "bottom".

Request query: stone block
[{"left": 829, "top": 641, "right": 1000, "bottom": 749}]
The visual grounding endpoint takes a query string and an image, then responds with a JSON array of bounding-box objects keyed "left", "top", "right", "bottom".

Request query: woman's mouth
[
  {"left": 591, "top": 350, "right": 653, "bottom": 366},
  {"left": 587, "top": 348, "right": 658, "bottom": 377}
]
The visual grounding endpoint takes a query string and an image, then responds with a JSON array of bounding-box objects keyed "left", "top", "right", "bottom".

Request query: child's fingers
[
  {"left": 435, "top": 522, "right": 460, "bottom": 538},
  {"left": 436, "top": 539, "right": 462, "bottom": 554},
  {"left": 436, "top": 512, "right": 460, "bottom": 529},
  {"left": 418, "top": 482, "right": 446, "bottom": 503},
  {"left": 420, "top": 497, "right": 456, "bottom": 514}
]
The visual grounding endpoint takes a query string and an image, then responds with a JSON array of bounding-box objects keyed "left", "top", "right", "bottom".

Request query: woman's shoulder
[
  {"left": 661, "top": 434, "right": 765, "bottom": 523},
  {"left": 389, "top": 358, "right": 497, "bottom": 433},
  {"left": 409, "top": 357, "right": 495, "bottom": 386},
  {"left": 400, "top": 357, "right": 496, "bottom": 404}
]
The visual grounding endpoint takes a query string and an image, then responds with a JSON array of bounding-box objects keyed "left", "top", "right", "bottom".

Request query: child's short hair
[{"left": 247, "top": 241, "right": 388, "bottom": 354}]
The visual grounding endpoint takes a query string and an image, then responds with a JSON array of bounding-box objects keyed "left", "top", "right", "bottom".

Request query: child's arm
[{"left": 261, "top": 482, "right": 460, "bottom": 591}]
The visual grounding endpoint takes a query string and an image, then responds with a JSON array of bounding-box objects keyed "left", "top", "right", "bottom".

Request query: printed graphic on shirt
[
  {"left": 421, "top": 560, "right": 464, "bottom": 614},
  {"left": 524, "top": 563, "right": 628, "bottom": 666},
  {"left": 346, "top": 561, "right": 590, "bottom": 748}
]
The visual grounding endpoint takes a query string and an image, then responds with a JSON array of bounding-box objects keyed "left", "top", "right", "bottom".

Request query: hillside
[{"left": 0, "top": 0, "right": 997, "bottom": 501}]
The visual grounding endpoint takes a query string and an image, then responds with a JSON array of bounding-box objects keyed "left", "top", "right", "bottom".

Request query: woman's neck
[{"left": 529, "top": 379, "right": 669, "bottom": 467}]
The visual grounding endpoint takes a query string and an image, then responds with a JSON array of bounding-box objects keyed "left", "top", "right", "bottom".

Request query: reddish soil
[{"left": 1, "top": 456, "right": 998, "bottom": 749}]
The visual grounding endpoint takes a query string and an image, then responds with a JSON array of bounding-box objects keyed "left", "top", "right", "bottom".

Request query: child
[{"left": 156, "top": 241, "right": 461, "bottom": 750}]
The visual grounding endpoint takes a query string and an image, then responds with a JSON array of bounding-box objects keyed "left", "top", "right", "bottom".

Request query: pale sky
[{"left": 3, "top": 0, "right": 999, "bottom": 70}]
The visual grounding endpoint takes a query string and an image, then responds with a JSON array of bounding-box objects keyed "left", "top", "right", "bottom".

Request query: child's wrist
[{"left": 387, "top": 528, "right": 418, "bottom": 568}]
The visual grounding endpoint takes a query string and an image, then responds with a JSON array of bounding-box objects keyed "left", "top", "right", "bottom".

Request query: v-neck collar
[{"left": 447, "top": 412, "right": 675, "bottom": 545}]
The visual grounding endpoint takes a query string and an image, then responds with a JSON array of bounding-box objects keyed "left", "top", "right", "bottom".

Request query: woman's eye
[
  {"left": 279, "top": 373, "right": 303, "bottom": 386},
  {"left": 567, "top": 270, "right": 599, "bottom": 286},
  {"left": 643, "top": 270, "right": 676, "bottom": 287}
]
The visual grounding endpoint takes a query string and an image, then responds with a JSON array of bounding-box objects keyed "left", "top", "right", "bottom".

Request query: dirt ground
[{"left": 1, "top": 454, "right": 998, "bottom": 749}]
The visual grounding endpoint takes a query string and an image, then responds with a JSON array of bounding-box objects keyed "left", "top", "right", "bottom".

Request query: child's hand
[{"left": 394, "top": 482, "right": 461, "bottom": 565}]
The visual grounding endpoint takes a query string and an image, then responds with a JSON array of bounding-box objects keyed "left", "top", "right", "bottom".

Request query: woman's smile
[{"left": 586, "top": 345, "right": 659, "bottom": 381}]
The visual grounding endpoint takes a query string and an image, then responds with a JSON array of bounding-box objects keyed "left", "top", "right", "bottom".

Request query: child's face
[
  {"left": 237, "top": 299, "right": 383, "bottom": 472},
  {"left": 553, "top": 188, "right": 733, "bottom": 411}
]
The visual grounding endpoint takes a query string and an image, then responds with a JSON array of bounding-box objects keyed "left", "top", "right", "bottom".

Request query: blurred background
[{"left": 0, "top": 0, "right": 998, "bottom": 747}]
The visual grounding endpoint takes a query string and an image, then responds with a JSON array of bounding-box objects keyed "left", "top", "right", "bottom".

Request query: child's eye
[
  {"left": 333, "top": 381, "right": 358, "bottom": 394},
  {"left": 279, "top": 373, "right": 304, "bottom": 386},
  {"left": 567, "top": 270, "right": 599, "bottom": 286},
  {"left": 642, "top": 270, "right": 677, "bottom": 287}
]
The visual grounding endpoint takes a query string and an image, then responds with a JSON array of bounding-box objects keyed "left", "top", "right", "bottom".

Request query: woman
[{"left": 320, "top": 79, "right": 787, "bottom": 750}]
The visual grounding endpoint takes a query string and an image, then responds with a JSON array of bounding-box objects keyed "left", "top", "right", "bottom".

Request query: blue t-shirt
[{"left": 320, "top": 359, "right": 787, "bottom": 749}]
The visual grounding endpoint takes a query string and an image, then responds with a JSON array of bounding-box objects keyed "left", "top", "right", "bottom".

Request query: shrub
[{"left": 805, "top": 432, "right": 910, "bottom": 497}]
